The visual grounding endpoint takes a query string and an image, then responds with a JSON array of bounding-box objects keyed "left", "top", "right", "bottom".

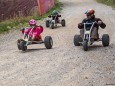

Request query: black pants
[{"left": 80, "top": 27, "right": 99, "bottom": 39}]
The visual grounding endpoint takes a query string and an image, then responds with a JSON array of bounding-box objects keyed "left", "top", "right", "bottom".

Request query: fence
[
  {"left": 0, "top": 0, "right": 38, "bottom": 22},
  {"left": 0, "top": 0, "right": 55, "bottom": 22}
]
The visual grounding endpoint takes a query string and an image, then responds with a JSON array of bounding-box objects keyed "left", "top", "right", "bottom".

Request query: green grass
[
  {"left": 96, "top": 0, "right": 115, "bottom": 8},
  {"left": 0, "top": 1, "right": 63, "bottom": 34}
]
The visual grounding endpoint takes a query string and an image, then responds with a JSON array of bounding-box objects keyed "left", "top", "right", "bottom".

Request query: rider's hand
[
  {"left": 48, "top": 15, "right": 51, "bottom": 18},
  {"left": 98, "top": 21, "right": 102, "bottom": 25},
  {"left": 78, "top": 23, "right": 83, "bottom": 26},
  {"left": 78, "top": 23, "right": 83, "bottom": 29}
]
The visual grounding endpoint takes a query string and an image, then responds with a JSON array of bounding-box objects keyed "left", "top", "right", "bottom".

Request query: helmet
[
  {"left": 29, "top": 19, "right": 36, "bottom": 26},
  {"left": 52, "top": 10, "right": 58, "bottom": 15},
  {"left": 85, "top": 9, "right": 95, "bottom": 16}
]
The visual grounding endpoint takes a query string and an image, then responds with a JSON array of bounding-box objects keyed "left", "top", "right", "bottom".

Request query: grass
[
  {"left": 0, "top": 1, "right": 63, "bottom": 34},
  {"left": 96, "top": 0, "right": 115, "bottom": 8}
]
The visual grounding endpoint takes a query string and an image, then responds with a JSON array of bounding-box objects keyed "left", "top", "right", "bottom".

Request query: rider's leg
[
  {"left": 31, "top": 35, "right": 42, "bottom": 41},
  {"left": 56, "top": 16, "right": 59, "bottom": 23},
  {"left": 91, "top": 27, "right": 99, "bottom": 39},
  {"left": 80, "top": 29, "right": 84, "bottom": 39},
  {"left": 38, "top": 35, "right": 42, "bottom": 41}
]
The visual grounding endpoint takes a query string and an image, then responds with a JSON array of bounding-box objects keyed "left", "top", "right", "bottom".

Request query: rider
[
  {"left": 48, "top": 10, "right": 61, "bottom": 23},
  {"left": 22, "top": 19, "right": 43, "bottom": 41},
  {"left": 78, "top": 9, "right": 106, "bottom": 40}
]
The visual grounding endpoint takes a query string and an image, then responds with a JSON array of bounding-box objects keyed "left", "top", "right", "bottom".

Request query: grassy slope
[
  {"left": 0, "top": 1, "right": 62, "bottom": 34},
  {"left": 96, "top": 0, "right": 115, "bottom": 7}
]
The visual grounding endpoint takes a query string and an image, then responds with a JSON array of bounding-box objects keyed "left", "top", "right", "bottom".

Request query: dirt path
[{"left": 0, "top": 0, "right": 115, "bottom": 86}]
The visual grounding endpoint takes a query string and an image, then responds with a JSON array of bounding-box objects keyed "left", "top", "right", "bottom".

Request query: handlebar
[{"left": 83, "top": 21, "right": 97, "bottom": 25}]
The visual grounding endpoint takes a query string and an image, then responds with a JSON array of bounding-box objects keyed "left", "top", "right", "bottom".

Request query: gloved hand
[
  {"left": 48, "top": 15, "right": 51, "bottom": 18},
  {"left": 98, "top": 21, "right": 102, "bottom": 25},
  {"left": 78, "top": 23, "right": 83, "bottom": 29}
]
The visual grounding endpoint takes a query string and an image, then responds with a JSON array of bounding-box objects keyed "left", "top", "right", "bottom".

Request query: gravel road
[{"left": 0, "top": 0, "right": 115, "bottom": 86}]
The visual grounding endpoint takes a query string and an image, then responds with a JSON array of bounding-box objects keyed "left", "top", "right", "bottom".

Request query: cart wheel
[
  {"left": 51, "top": 22, "right": 55, "bottom": 29},
  {"left": 44, "top": 36, "right": 53, "bottom": 49},
  {"left": 102, "top": 34, "right": 110, "bottom": 47},
  {"left": 20, "top": 40, "right": 27, "bottom": 51},
  {"left": 74, "top": 35, "right": 82, "bottom": 46},
  {"left": 61, "top": 19, "right": 66, "bottom": 27},
  {"left": 17, "top": 39, "right": 21, "bottom": 50},
  {"left": 46, "top": 20, "right": 50, "bottom": 27},
  {"left": 83, "top": 40, "right": 88, "bottom": 51}
]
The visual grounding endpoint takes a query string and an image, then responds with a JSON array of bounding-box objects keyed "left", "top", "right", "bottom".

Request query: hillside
[{"left": 0, "top": 0, "right": 38, "bottom": 21}]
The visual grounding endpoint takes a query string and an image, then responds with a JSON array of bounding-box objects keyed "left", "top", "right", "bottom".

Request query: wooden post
[
  {"left": 53, "top": 0, "right": 55, "bottom": 6},
  {"left": 37, "top": 0, "right": 42, "bottom": 16}
]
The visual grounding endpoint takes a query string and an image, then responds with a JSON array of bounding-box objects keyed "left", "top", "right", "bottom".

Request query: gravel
[{"left": 0, "top": 0, "right": 115, "bottom": 86}]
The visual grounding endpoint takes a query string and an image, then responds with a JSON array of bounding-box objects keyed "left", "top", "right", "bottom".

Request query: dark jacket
[
  {"left": 48, "top": 14, "right": 61, "bottom": 20},
  {"left": 78, "top": 15, "right": 106, "bottom": 29}
]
